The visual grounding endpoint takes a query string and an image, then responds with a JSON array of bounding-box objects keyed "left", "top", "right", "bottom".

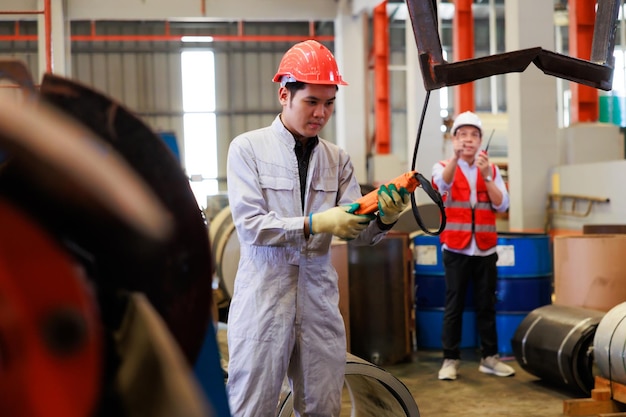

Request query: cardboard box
[{"left": 554, "top": 234, "right": 626, "bottom": 312}]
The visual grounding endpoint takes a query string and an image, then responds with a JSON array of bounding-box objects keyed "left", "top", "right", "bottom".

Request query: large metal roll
[
  {"left": 0, "top": 198, "right": 103, "bottom": 417},
  {"left": 276, "top": 353, "right": 420, "bottom": 417},
  {"left": 511, "top": 304, "right": 605, "bottom": 395},
  {"left": 594, "top": 302, "right": 626, "bottom": 385},
  {"left": 392, "top": 203, "right": 441, "bottom": 234},
  {"left": 38, "top": 74, "right": 213, "bottom": 365},
  {"left": 208, "top": 206, "right": 239, "bottom": 310}
]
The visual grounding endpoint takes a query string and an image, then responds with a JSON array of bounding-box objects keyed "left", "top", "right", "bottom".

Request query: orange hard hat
[{"left": 272, "top": 40, "right": 348, "bottom": 86}]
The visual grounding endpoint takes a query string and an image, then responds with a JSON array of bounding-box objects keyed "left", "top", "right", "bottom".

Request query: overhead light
[{"left": 181, "top": 36, "right": 215, "bottom": 43}]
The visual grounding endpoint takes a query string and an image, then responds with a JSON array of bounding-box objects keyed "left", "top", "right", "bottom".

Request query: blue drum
[
  {"left": 493, "top": 233, "right": 553, "bottom": 355},
  {"left": 413, "top": 235, "right": 476, "bottom": 349}
]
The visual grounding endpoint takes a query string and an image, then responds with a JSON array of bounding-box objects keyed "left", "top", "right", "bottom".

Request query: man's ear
[{"left": 278, "top": 86, "right": 289, "bottom": 105}]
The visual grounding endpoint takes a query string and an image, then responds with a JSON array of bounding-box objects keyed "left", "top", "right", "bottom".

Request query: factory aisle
[
  {"left": 217, "top": 323, "right": 575, "bottom": 417},
  {"left": 387, "top": 349, "right": 572, "bottom": 417}
]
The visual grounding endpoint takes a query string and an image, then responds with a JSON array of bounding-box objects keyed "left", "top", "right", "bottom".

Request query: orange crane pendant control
[{"left": 353, "top": 170, "right": 420, "bottom": 215}]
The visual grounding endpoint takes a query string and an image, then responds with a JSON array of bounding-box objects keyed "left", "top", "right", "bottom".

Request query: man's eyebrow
[{"left": 304, "top": 95, "right": 336, "bottom": 101}]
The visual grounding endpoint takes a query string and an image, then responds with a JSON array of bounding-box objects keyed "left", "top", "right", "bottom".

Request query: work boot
[
  {"left": 438, "top": 358, "right": 460, "bottom": 380},
  {"left": 478, "top": 355, "right": 515, "bottom": 377}
]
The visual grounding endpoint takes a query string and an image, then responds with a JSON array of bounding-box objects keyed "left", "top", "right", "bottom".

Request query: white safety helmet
[{"left": 451, "top": 111, "right": 482, "bottom": 136}]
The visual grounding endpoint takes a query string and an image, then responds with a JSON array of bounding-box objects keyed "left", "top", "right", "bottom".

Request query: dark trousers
[{"left": 441, "top": 249, "right": 498, "bottom": 360}]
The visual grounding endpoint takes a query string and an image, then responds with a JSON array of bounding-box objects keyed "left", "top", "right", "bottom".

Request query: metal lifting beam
[{"left": 405, "top": 0, "right": 621, "bottom": 91}]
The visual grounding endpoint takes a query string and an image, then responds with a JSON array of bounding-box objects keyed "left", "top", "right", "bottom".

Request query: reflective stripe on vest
[{"left": 443, "top": 222, "right": 496, "bottom": 232}]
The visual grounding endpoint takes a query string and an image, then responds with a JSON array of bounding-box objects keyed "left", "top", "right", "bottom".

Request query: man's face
[
  {"left": 453, "top": 125, "right": 482, "bottom": 158},
  {"left": 278, "top": 83, "right": 337, "bottom": 140}
]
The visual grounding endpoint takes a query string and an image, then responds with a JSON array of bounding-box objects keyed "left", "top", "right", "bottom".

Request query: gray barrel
[
  {"left": 348, "top": 233, "right": 413, "bottom": 366},
  {"left": 594, "top": 302, "right": 626, "bottom": 385},
  {"left": 276, "top": 353, "right": 420, "bottom": 417},
  {"left": 511, "top": 304, "right": 605, "bottom": 395}
]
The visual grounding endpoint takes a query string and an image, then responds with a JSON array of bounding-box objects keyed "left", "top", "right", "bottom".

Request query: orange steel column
[
  {"left": 44, "top": 0, "right": 52, "bottom": 73},
  {"left": 569, "top": 0, "right": 598, "bottom": 122},
  {"left": 453, "top": 0, "right": 475, "bottom": 113},
  {"left": 374, "top": 0, "right": 390, "bottom": 154}
]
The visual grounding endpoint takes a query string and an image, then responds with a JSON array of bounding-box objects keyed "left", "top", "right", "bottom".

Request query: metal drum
[
  {"left": 495, "top": 232, "right": 553, "bottom": 356},
  {"left": 413, "top": 234, "right": 476, "bottom": 349},
  {"left": 348, "top": 233, "right": 413, "bottom": 365},
  {"left": 594, "top": 302, "right": 626, "bottom": 385},
  {"left": 512, "top": 304, "right": 605, "bottom": 395},
  {"left": 209, "top": 206, "right": 239, "bottom": 310}
]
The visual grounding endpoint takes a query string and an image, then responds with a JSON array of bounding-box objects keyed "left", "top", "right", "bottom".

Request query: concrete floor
[
  {"left": 386, "top": 349, "right": 573, "bottom": 417},
  {"left": 217, "top": 323, "right": 578, "bottom": 417}
]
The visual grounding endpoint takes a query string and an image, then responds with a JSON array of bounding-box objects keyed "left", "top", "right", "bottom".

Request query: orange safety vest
[{"left": 433, "top": 160, "right": 497, "bottom": 250}]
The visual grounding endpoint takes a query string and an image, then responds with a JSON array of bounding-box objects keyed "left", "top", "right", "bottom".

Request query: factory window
[{"left": 181, "top": 50, "right": 218, "bottom": 209}]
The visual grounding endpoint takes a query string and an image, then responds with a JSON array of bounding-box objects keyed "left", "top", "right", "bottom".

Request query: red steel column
[
  {"left": 373, "top": 0, "right": 390, "bottom": 154},
  {"left": 44, "top": 0, "right": 52, "bottom": 73},
  {"left": 453, "top": 0, "right": 475, "bottom": 113},
  {"left": 569, "top": 0, "right": 598, "bottom": 122}
]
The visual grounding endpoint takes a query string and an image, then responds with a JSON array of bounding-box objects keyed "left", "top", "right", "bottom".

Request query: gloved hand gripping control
[{"left": 377, "top": 184, "right": 410, "bottom": 225}]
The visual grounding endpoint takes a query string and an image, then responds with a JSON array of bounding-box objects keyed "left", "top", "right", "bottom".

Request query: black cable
[{"left": 409, "top": 90, "right": 446, "bottom": 236}]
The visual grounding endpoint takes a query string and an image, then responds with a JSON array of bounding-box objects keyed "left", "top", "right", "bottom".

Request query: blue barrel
[
  {"left": 415, "top": 274, "right": 477, "bottom": 309},
  {"left": 415, "top": 309, "right": 477, "bottom": 349},
  {"left": 414, "top": 234, "right": 445, "bottom": 276},
  {"left": 492, "top": 233, "right": 553, "bottom": 356},
  {"left": 413, "top": 235, "right": 476, "bottom": 349}
]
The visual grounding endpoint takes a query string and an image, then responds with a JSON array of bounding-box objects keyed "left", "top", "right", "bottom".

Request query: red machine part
[{"left": 0, "top": 199, "right": 102, "bottom": 417}]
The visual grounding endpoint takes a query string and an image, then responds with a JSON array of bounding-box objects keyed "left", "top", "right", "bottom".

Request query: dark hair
[
  {"left": 284, "top": 81, "right": 339, "bottom": 103},
  {"left": 284, "top": 81, "right": 307, "bottom": 96}
]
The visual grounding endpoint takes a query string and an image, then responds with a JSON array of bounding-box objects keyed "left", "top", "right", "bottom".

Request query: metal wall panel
[
  {"left": 71, "top": 41, "right": 186, "bottom": 168},
  {"left": 0, "top": 21, "right": 40, "bottom": 81},
  {"left": 0, "top": 20, "right": 338, "bottom": 203}
]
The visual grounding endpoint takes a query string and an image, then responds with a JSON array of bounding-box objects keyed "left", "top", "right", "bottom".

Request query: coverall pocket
[
  {"left": 259, "top": 175, "right": 294, "bottom": 209},
  {"left": 309, "top": 176, "right": 339, "bottom": 209}
]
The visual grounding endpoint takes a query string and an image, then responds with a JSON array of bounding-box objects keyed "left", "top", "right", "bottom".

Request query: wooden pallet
[{"left": 563, "top": 376, "right": 626, "bottom": 416}]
